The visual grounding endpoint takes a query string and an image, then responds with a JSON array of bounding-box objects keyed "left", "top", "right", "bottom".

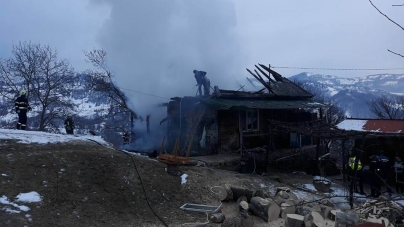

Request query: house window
[{"left": 244, "top": 110, "right": 259, "bottom": 132}]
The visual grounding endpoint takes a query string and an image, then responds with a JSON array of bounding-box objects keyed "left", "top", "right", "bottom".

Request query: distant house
[
  {"left": 330, "top": 118, "right": 404, "bottom": 168},
  {"left": 162, "top": 64, "right": 326, "bottom": 156}
]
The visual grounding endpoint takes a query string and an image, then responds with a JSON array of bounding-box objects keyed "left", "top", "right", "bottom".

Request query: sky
[{"left": 0, "top": 0, "right": 403, "bottom": 116}]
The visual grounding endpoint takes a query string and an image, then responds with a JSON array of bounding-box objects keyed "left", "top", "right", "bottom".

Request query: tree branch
[
  {"left": 388, "top": 49, "right": 404, "bottom": 58},
  {"left": 392, "top": 4, "right": 404, "bottom": 6},
  {"left": 369, "top": 0, "right": 404, "bottom": 30}
]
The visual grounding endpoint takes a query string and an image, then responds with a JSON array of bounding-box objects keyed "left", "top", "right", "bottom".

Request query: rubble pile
[
  {"left": 213, "top": 186, "right": 404, "bottom": 227},
  {"left": 355, "top": 198, "right": 404, "bottom": 227}
]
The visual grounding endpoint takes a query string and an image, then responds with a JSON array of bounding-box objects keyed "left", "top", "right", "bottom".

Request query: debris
[
  {"left": 237, "top": 196, "right": 249, "bottom": 212},
  {"left": 280, "top": 201, "right": 296, "bottom": 220},
  {"left": 330, "top": 209, "right": 342, "bottom": 221},
  {"left": 304, "top": 211, "right": 325, "bottom": 227},
  {"left": 215, "top": 187, "right": 233, "bottom": 202},
  {"left": 249, "top": 196, "right": 273, "bottom": 222},
  {"left": 312, "top": 178, "right": 331, "bottom": 193},
  {"left": 285, "top": 213, "right": 304, "bottom": 227},
  {"left": 209, "top": 213, "right": 225, "bottom": 223},
  {"left": 230, "top": 187, "right": 254, "bottom": 202},
  {"left": 268, "top": 203, "right": 281, "bottom": 222}
]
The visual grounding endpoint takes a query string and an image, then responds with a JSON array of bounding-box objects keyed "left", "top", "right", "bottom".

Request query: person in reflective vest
[
  {"left": 348, "top": 154, "right": 365, "bottom": 195},
  {"left": 15, "top": 90, "right": 32, "bottom": 130},
  {"left": 64, "top": 114, "right": 75, "bottom": 135}
]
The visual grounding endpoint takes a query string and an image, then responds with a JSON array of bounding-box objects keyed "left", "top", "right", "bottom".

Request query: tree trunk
[
  {"left": 209, "top": 213, "right": 225, "bottom": 223},
  {"left": 248, "top": 197, "right": 273, "bottom": 222},
  {"left": 285, "top": 214, "right": 304, "bottom": 227},
  {"left": 215, "top": 187, "right": 233, "bottom": 202},
  {"left": 304, "top": 211, "right": 325, "bottom": 227},
  {"left": 230, "top": 187, "right": 255, "bottom": 202},
  {"left": 281, "top": 200, "right": 296, "bottom": 219}
]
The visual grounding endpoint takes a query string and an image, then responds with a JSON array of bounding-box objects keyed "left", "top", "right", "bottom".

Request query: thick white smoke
[
  {"left": 90, "top": 0, "right": 245, "bottom": 146},
  {"left": 93, "top": 0, "right": 244, "bottom": 111}
]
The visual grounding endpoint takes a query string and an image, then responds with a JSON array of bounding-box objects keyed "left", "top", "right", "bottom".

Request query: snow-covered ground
[
  {"left": 0, "top": 129, "right": 110, "bottom": 146},
  {"left": 0, "top": 191, "right": 42, "bottom": 222}
]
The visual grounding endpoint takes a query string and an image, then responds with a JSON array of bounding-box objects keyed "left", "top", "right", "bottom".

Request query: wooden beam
[
  {"left": 259, "top": 64, "right": 284, "bottom": 81},
  {"left": 246, "top": 68, "right": 272, "bottom": 91},
  {"left": 255, "top": 65, "right": 275, "bottom": 83}
]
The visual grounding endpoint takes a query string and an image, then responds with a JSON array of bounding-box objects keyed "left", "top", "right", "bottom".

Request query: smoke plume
[{"left": 90, "top": 0, "right": 244, "bottom": 147}]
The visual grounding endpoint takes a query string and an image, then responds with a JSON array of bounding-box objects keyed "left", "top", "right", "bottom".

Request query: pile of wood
[
  {"left": 354, "top": 199, "right": 404, "bottom": 226},
  {"left": 215, "top": 186, "right": 345, "bottom": 227}
]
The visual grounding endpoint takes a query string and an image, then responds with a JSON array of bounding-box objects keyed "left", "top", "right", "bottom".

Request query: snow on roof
[
  {"left": 0, "top": 129, "right": 110, "bottom": 146},
  {"left": 336, "top": 119, "right": 368, "bottom": 131},
  {"left": 337, "top": 119, "right": 404, "bottom": 134}
]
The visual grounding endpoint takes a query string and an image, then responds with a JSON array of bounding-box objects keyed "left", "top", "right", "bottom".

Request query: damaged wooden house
[{"left": 161, "top": 64, "right": 326, "bottom": 163}]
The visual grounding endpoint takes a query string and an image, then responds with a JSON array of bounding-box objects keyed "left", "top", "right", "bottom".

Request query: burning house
[{"left": 162, "top": 64, "right": 326, "bottom": 158}]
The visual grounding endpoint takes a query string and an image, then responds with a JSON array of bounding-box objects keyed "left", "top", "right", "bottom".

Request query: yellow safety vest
[{"left": 348, "top": 157, "right": 362, "bottom": 170}]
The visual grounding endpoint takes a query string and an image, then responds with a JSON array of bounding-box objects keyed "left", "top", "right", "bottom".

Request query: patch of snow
[
  {"left": 1, "top": 173, "right": 8, "bottom": 177},
  {"left": 304, "top": 184, "right": 317, "bottom": 191},
  {"left": 181, "top": 174, "right": 188, "bottom": 184},
  {"left": 15, "top": 191, "right": 42, "bottom": 203},
  {"left": 327, "top": 87, "right": 339, "bottom": 96},
  {"left": 4, "top": 208, "right": 21, "bottom": 214},
  {"left": 382, "top": 81, "right": 398, "bottom": 86},
  {"left": 336, "top": 120, "right": 367, "bottom": 131},
  {"left": 259, "top": 183, "right": 267, "bottom": 189},
  {"left": 0, "top": 129, "right": 110, "bottom": 146},
  {"left": 337, "top": 78, "right": 356, "bottom": 85},
  {"left": 25, "top": 214, "right": 32, "bottom": 222},
  {"left": 0, "top": 195, "right": 31, "bottom": 212},
  {"left": 391, "top": 92, "right": 404, "bottom": 96}
]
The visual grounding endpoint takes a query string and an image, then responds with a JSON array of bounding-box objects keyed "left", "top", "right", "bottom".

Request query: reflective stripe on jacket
[{"left": 348, "top": 157, "right": 363, "bottom": 170}]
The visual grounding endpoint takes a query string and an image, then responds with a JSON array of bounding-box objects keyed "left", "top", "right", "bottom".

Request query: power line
[
  {"left": 118, "top": 87, "right": 170, "bottom": 100},
  {"left": 271, "top": 66, "right": 404, "bottom": 71}
]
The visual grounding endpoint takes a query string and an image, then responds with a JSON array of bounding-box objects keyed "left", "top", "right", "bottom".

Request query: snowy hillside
[
  {"left": 0, "top": 129, "right": 111, "bottom": 146},
  {"left": 245, "top": 72, "right": 404, "bottom": 118}
]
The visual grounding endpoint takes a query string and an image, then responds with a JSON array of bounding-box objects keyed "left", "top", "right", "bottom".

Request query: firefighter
[
  {"left": 15, "top": 90, "right": 32, "bottom": 130},
  {"left": 193, "top": 70, "right": 210, "bottom": 96},
  {"left": 64, "top": 114, "right": 75, "bottom": 135},
  {"left": 348, "top": 153, "right": 365, "bottom": 194},
  {"left": 123, "top": 130, "right": 130, "bottom": 144}
]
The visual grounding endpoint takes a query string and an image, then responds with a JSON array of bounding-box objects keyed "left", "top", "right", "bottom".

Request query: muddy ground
[{"left": 0, "top": 139, "right": 294, "bottom": 227}]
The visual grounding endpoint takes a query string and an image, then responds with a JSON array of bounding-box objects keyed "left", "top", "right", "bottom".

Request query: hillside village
[
  {"left": 1, "top": 64, "right": 404, "bottom": 227},
  {"left": 1, "top": 1, "right": 404, "bottom": 227}
]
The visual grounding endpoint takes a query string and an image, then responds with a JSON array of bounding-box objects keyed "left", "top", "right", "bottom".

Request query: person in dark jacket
[
  {"left": 394, "top": 156, "right": 404, "bottom": 193},
  {"left": 64, "top": 114, "right": 75, "bottom": 135},
  {"left": 123, "top": 130, "right": 130, "bottom": 144},
  {"left": 193, "top": 70, "right": 210, "bottom": 96},
  {"left": 15, "top": 90, "right": 32, "bottom": 130},
  {"left": 370, "top": 150, "right": 391, "bottom": 197}
]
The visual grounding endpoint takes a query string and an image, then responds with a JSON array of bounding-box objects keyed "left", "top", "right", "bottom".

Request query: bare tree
[
  {"left": 84, "top": 49, "right": 137, "bottom": 139},
  {"left": 368, "top": 95, "right": 404, "bottom": 119},
  {"left": 294, "top": 80, "right": 346, "bottom": 125},
  {"left": 0, "top": 42, "right": 76, "bottom": 131},
  {"left": 369, "top": 0, "right": 404, "bottom": 58}
]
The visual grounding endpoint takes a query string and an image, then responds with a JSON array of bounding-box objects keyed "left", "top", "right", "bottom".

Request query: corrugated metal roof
[
  {"left": 200, "top": 98, "right": 325, "bottom": 110},
  {"left": 337, "top": 119, "right": 404, "bottom": 134}
]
